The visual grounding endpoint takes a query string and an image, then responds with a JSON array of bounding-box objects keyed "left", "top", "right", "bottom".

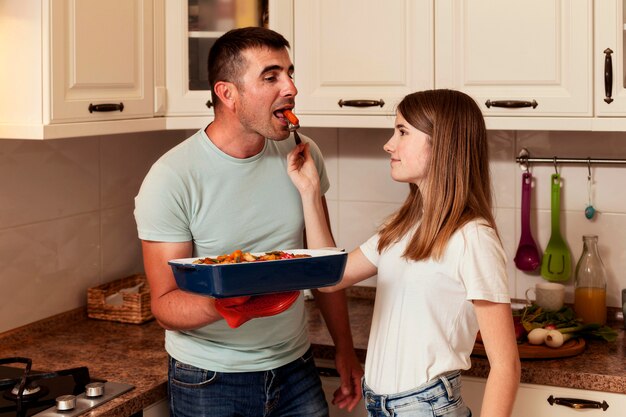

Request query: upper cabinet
[
  {"left": 0, "top": 0, "right": 158, "bottom": 140},
  {"left": 435, "top": 0, "right": 592, "bottom": 117},
  {"left": 164, "top": 0, "right": 293, "bottom": 126},
  {"left": 292, "top": 0, "right": 433, "bottom": 125},
  {"left": 290, "top": 0, "right": 626, "bottom": 131},
  {"left": 595, "top": 0, "right": 626, "bottom": 116}
]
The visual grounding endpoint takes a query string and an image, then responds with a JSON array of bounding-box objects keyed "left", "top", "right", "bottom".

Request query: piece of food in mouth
[
  {"left": 193, "top": 249, "right": 312, "bottom": 265},
  {"left": 282, "top": 109, "right": 300, "bottom": 127}
]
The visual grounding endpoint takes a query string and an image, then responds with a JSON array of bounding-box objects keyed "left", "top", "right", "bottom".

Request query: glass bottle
[{"left": 574, "top": 235, "right": 607, "bottom": 325}]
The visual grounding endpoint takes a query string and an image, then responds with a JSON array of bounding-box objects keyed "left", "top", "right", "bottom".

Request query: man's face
[{"left": 234, "top": 47, "right": 297, "bottom": 141}]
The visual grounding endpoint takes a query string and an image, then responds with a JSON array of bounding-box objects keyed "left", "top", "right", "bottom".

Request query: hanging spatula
[
  {"left": 540, "top": 173, "right": 571, "bottom": 282},
  {"left": 514, "top": 172, "right": 541, "bottom": 271}
]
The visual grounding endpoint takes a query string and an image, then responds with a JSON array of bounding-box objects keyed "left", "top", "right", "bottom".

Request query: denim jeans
[
  {"left": 362, "top": 371, "right": 471, "bottom": 417},
  {"left": 168, "top": 348, "right": 329, "bottom": 417}
]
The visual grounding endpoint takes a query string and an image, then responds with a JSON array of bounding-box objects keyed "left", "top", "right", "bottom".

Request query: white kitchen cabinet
[
  {"left": 435, "top": 0, "right": 592, "bottom": 119},
  {"left": 0, "top": 0, "right": 160, "bottom": 140},
  {"left": 292, "top": 0, "right": 433, "bottom": 127},
  {"left": 164, "top": 0, "right": 293, "bottom": 128},
  {"left": 462, "top": 376, "right": 626, "bottom": 417},
  {"left": 595, "top": 0, "right": 626, "bottom": 117}
]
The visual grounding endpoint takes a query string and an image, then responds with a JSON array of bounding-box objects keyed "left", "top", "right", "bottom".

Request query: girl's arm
[
  {"left": 473, "top": 300, "right": 521, "bottom": 417},
  {"left": 287, "top": 144, "right": 377, "bottom": 291}
]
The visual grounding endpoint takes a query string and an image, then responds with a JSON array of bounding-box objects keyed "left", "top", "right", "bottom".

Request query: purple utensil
[{"left": 514, "top": 172, "right": 541, "bottom": 271}]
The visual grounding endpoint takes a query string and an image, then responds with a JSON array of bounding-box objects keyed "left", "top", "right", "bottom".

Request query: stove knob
[
  {"left": 85, "top": 382, "right": 105, "bottom": 397},
  {"left": 56, "top": 394, "right": 77, "bottom": 411}
]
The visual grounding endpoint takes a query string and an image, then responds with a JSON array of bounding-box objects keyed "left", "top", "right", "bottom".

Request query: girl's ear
[{"left": 213, "top": 81, "right": 237, "bottom": 110}]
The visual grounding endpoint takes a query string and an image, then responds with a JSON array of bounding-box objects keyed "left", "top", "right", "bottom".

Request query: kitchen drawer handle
[
  {"left": 206, "top": 100, "right": 213, "bottom": 109},
  {"left": 338, "top": 99, "right": 385, "bottom": 108},
  {"left": 604, "top": 48, "right": 614, "bottom": 104},
  {"left": 88, "top": 103, "right": 124, "bottom": 113},
  {"left": 485, "top": 99, "right": 538, "bottom": 109},
  {"left": 547, "top": 395, "right": 609, "bottom": 411}
]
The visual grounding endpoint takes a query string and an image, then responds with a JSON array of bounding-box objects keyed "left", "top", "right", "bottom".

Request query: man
[{"left": 134, "top": 27, "right": 363, "bottom": 417}]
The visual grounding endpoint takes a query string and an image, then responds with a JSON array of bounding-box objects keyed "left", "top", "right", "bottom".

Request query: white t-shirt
[{"left": 359, "top": 220, "right": 510, "bottom": 394}]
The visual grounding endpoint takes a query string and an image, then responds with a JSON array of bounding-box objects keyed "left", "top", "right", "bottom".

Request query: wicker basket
[{"left": 87, "top": 274, "right": 154, "bottom": 324}]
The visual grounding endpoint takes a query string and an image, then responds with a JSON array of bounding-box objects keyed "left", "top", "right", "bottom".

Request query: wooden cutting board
[{"left": 472, "top": 338, "right": 586, "bottom": 360}]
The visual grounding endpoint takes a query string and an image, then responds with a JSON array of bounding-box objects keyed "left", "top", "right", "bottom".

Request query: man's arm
[
  {"left": 142, "top": 240, "right": 223, "bottom": 330},
  {"left": 310, "top": 197, "right": 364, "bottom": 411}
]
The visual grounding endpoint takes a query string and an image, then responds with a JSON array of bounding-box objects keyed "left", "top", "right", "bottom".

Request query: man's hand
[
  {"left": 332, "top": 349, "right": 364, "bottom": 411},
  {"left": 214, "top": 292, "right": 299, "bottom": 328}
]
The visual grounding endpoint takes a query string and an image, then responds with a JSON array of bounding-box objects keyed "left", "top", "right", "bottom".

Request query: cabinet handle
[
  {"left": 484, "top": 99, "right": 538, "bottom": 109},
  {"left": 88, "top": 103, "right": 124, "bottom": 113},
  {"left": 337, "top": 99, "right": 385, "bottom": 108},
  {"left": 547, "top": 395, "right": 609, "bottom": 411},
  {"left": 206, "top": 100, "right": 213, "bottom": 109},
  {"left": 603, "top": 48, "right": 614, "bottom": 104}
]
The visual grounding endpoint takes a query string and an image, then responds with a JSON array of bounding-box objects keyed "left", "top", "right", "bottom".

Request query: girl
[{"left": 288, "top": 89, "right": 520, "bottom": 417}]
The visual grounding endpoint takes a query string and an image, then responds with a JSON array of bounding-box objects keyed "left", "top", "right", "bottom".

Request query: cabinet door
[
  {"left": 595, "top": 0, "right": 626, "bottom": 116},
  {"left": 165, "top": 0, "right": 292, "bottom": 118},
  {"left": 293, "top": 0, "right": 433, "bottom": 116},
  {"left": 462, "top": 376, "right": 626, "bottom": 417},
  {"left": 49, "top": 0, "right": 154, "bottom": 123},
  {"left": 436, "top": 0, "right": 592, "bottom": 117}
]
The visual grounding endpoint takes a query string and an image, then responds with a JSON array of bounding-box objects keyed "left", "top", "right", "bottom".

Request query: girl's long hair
[{"left": 377, "top": 89, "right": 497, "bottom": 261}]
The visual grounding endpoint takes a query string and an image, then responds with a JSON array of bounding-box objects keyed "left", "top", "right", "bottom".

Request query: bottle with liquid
[{"left": 574, "top": 235, "right": 607, "bottom": 325}]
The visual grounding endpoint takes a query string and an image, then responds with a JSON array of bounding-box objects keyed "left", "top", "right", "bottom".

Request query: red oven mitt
[{"left": 214, "top": 291, "right": 300, "bottom": 328}]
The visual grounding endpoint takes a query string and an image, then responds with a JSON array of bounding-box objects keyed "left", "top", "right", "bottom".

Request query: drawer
[{"left": 462, "top": 376, "right": 626, "bottom": 417}]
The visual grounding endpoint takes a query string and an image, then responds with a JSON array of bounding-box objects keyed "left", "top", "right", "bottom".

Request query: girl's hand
[{"left": 287, "top": 142, "right": 321, "bottom": 197}]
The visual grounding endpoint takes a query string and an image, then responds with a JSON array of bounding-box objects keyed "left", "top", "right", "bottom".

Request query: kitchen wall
[
  {"left": 304, "top": 127, "right": 626, "bottom": 309},
  {"left": 0, "top": 131, "right": 187, "bottom": 333},
  {"left": 1, "top": 127, "right": 626, "bottom": 333}
]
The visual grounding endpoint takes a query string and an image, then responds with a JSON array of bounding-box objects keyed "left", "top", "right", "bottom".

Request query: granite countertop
[{"left": 1, "top": 289, "right": 625, "bottom": 417}]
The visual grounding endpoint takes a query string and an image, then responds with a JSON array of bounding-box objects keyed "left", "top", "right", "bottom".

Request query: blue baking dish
[{"left": 168, "top": 249, "right": 347, "bottom": 298}]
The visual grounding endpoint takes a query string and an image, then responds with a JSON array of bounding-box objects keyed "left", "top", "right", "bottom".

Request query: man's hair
[
  {"left": 377, "top": 89, "right": 497, "bottom": 261},
  {"left": 208, "top": 27, "right": 290, "bottom": 108}
]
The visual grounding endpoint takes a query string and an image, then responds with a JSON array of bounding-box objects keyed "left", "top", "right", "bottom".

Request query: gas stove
[{"left": 0, "top": 357, "right": 134, "bottom": 417}]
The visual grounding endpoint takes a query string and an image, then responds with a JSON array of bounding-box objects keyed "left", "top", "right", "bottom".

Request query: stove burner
[
  {"left": 4, "top": 382, "right": 49, "bottom": 401},
  {"left": 0, "top": 356, "right": 134, "bottom": 417}
]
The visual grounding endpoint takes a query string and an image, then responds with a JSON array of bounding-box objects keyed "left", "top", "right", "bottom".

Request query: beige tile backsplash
[{"left": 1, "top": 127, "right": 626, "bottom": 332}]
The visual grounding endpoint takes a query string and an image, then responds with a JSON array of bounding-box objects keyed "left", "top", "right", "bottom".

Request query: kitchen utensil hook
[
  {"left": 553, "top": 157, "right": 559, "bottom": 174},
  {"left": 518, "top": 148, "right": 530, "bottom": 172},
  {"left": 587, "top": 158, "right": 592, "bottom": 180}
]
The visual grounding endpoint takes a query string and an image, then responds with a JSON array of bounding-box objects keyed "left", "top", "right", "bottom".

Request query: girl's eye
[{"left": 399, "top": 130, "right": 408, "bottom": 136}]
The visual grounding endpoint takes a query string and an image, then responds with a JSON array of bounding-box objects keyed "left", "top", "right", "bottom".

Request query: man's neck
[{"left": 205, "top": 118, "right": 265, "bottom": 159}]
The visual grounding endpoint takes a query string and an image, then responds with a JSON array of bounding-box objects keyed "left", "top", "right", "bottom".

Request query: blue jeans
[
  {"left": 362, "top": 371, "right": 471, "bottom": 417},
  {"left": 168, "top": 348, "right": 329, "bottom": 417}
]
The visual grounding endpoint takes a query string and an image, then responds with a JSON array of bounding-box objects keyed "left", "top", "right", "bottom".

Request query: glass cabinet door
[
  {"left": 187, "top": 0, "right": 267, "bottom": 91},
  {"left": 166, "top": 0, "right": 275, "bottom": 118}
]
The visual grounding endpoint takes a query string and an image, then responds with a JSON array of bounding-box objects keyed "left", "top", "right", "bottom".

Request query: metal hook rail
[{"left": 516, "top": 148, "right": 626, "bottom": 172}]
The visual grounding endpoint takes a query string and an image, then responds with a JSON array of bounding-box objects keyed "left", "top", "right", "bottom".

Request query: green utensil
[{"left": 541, "top": 174, "right": 571, "bottom": 282}]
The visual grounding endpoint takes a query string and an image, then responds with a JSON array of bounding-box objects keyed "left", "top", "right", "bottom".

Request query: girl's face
[{"left": 383, "top": 112, "right": 432, "bottom": 188}]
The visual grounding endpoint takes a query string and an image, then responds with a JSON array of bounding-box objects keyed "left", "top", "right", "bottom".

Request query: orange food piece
[{"left": 283, "top": 109, "right": 299, "bottom": 126}]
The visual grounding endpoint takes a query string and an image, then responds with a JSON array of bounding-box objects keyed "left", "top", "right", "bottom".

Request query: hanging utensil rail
[{"left": 516, "top": 148, "right": 626, "bottom": 171}]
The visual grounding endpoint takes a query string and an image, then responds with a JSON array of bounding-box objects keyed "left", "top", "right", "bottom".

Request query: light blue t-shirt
[{"left": 134, "top": 128, "right": 330, "bottom": 372}]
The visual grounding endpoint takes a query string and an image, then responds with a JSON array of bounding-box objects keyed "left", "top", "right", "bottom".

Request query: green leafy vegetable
[{"left": 513, "top": 304, "right": 617, "bottom": 343}]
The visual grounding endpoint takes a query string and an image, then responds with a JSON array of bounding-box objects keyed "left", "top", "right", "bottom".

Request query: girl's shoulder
[{"left": 449, "top": 218, "right": 500, "bottom": 252}]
